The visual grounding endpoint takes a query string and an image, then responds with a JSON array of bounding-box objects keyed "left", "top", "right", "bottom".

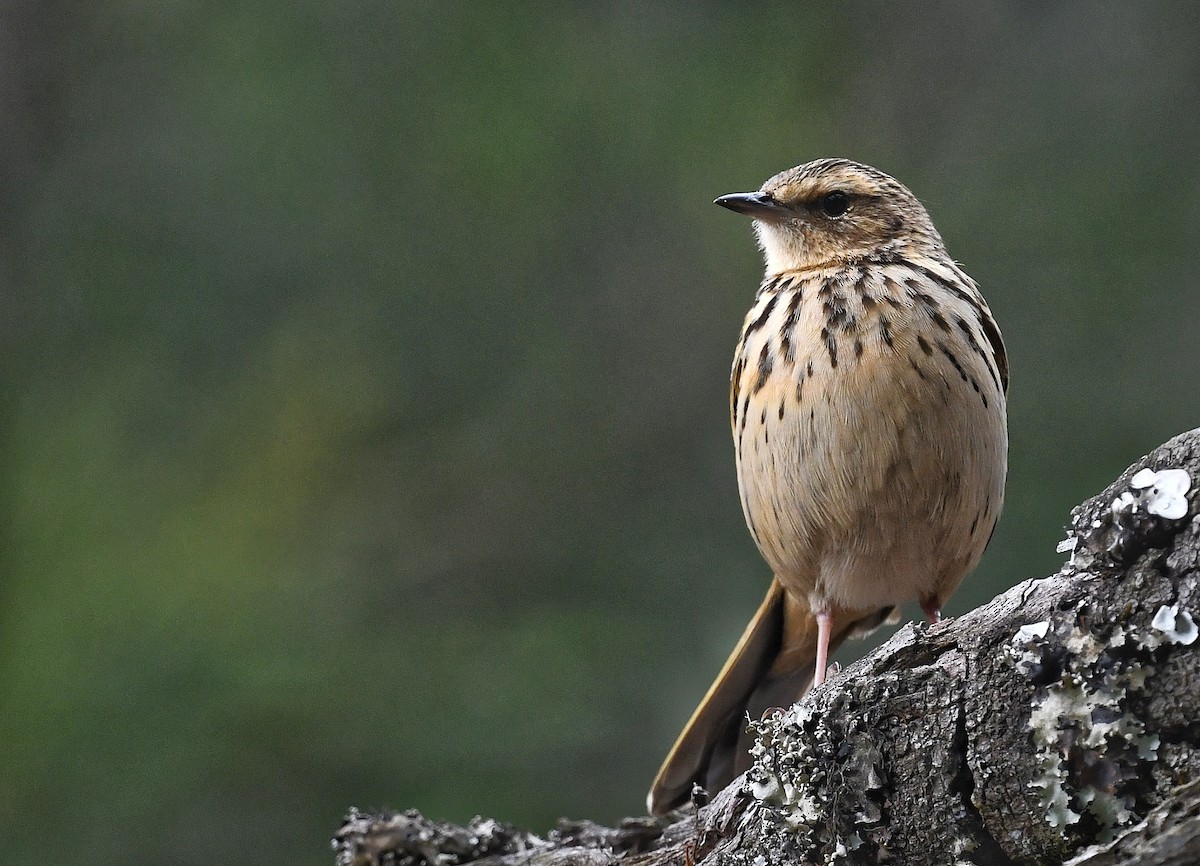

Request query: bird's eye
[{"left": 820, "top": 191, "right": 850, "bottom": 218}]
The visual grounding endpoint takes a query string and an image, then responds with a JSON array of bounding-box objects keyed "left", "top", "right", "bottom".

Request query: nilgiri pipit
[{"left": 649, "top": 159, "right": 1008, "bottom": 815}]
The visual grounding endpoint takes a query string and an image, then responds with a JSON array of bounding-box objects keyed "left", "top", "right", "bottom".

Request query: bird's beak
[{"left": 714, "top": 191, "right": 789, "bottom": 222}]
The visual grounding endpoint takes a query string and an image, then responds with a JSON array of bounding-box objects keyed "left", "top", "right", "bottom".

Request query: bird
[{"left": 647, "top": 159, "right": 1008, "bottom": 815}]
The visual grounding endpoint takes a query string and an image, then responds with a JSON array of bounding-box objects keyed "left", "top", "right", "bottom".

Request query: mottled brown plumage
[{"left": 648, "top": 159, "right": 1008, "bottom": 815}]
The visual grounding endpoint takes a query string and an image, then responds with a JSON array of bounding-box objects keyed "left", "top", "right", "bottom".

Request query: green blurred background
[{"left": 2, "top": 2, "right": 1198, "bottom": 863}]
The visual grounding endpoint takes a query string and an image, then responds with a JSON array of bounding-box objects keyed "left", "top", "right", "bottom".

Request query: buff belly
[{"left": 733, "top": 282, "right": 1007, "bottom": 614}]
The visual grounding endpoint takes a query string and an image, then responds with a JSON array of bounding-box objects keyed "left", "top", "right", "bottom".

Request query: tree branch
[{"left": 334, "top": 428, "right": 1200, "bottom": 866}]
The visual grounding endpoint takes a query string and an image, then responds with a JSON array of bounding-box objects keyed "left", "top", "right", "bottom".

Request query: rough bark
[{"left": 334, "top": 429, "right": 1200, "bottom": 866}]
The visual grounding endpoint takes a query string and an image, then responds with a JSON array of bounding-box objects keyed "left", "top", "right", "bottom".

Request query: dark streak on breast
[
  {"left": 821, "top": 326, "right": 838, "bottom": 368},
  {"left": 730, "top": 355, "right": 746, "bottom": 412},
  {"left": 783, "top": 288, "right": 804, "bottom": 326},
  {"left": 780, "top": 291, "right": 802, "bottom": 364},
  {"left": 823, "top": 291, "right": 857, "bottom": 334},
  {"left": 744, "top": 292, "right": 779, "bottom": 340},
  {"left": 974, "top": 344, "right": 1002, "bottom": 393},
  {"left": 918, "top": 265, "right": 984, "bottom": 316},
  {"left": 978, "top": 309, "right": 1009, "bottom": 394},
  {"left": 880, "top": 315, "right": 895, "bottom": 350},
  {"left": 938, "top": 342, "right": 969, "bottom": 382},
  {"left": 928, "top": 307, "right": 951, "bottom": 333},
  {"left": 753, "top": 342, "right": 773, "bottom": 393},
  {"left": 954, "top": 316, "right": 983, "bottom": 353},
  {"left": 851, "top": 269, "right": 870, "bottom": 301}
]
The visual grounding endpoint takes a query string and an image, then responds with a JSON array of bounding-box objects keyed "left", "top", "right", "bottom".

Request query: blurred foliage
[{"left": 1, "top": 2, "right": 1198, "bottom": 864}]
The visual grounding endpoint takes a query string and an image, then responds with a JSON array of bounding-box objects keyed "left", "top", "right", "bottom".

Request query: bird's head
[{"left": 716, "top": 159, "right": 945, "bottom": 275}]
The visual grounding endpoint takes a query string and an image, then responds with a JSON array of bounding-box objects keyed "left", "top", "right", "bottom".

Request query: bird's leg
[
  {"left": 812, "top": 608, "right": 834, "bottom": 687},
  {"left": 920, "top": 595, "right": 941, "bottom": 625}
]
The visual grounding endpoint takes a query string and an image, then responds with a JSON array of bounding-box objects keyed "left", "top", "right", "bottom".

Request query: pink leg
[
  {"left": 812, "top": 609, "right": 833, "bottom": 687},
  {"left": 920, "top": 596, "right": 941, "bottom": 625}
]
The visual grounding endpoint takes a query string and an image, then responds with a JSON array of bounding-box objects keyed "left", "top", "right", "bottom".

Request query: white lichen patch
[
  {"left": 828, "top": 832, "right": 864, "bottom": 864},
  {"left": 1149, "top": 604, "right": 1198, "bottom": 646},
  {"left": 1010, "top": 621, "right": 1051, "bottom": 671},
  {"left": 746, "top": 683, "right": 897, "bottom": 852},
  {"left": 1110, "top": 491, "right": 1137, "bottom": 516},
  {"left": 1064, "top": 629, "right": 1104, "bottom": 666},
  {"left": 747, "top": 701, "right": 829, "bottom": 832},
  {"left": 1098, "top": 468, "right": 1193, "bottom": 564},
  {"left": 1081, "top": 707, "right": 1155, "bottom": 752},
  {"left": 1132, "top": 732, "right": 1160, "bottom": 761},
  {"left": 1038, "top": 776, "right": 1080, "bottom": 829},
  {"left": 1014, "top": 621, "right": 1050, "bottom": 644},
  {"left": 1018, "top": 616, "right": 1168, "bottom": 841},
  {"left": 1076, "top": 787, "right": 1132, "bottom": 843},
  {"left": 749, "top": 769, "right": 784, "bottom": 804},
  {"left": 1129, "top": 468, "right": 1191, "bottom": 519}
]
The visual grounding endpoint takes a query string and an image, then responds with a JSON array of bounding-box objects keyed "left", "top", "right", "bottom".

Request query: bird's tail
[{"left": 646, "top": 579, "right": 893, "bottom": 815}]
